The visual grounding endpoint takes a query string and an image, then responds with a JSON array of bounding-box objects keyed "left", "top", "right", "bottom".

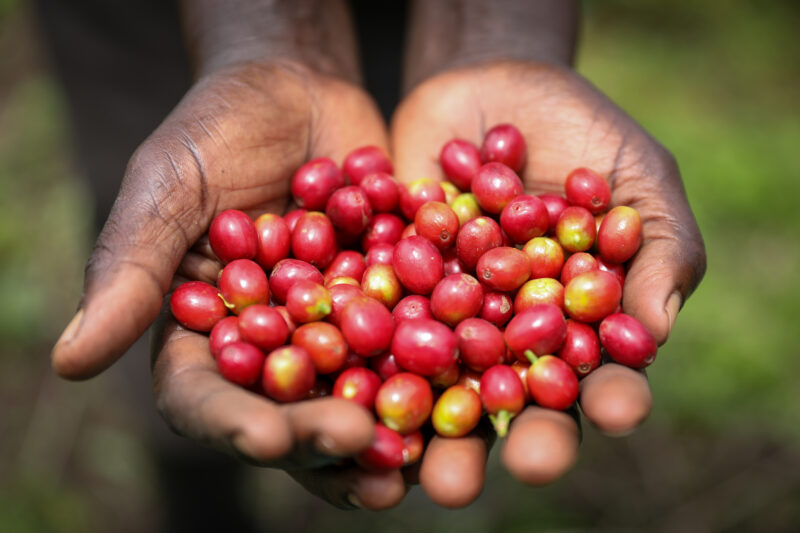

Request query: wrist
[
  {"left": 180, "top": 0, "right": 361, "bottom": 83},
  {"left": 403, "top": 0, "right": 579, "bottom": 90}
]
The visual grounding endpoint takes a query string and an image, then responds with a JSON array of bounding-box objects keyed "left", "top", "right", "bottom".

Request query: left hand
[{"left": 390, "top": 60, "right": 706, "bottom": 507}]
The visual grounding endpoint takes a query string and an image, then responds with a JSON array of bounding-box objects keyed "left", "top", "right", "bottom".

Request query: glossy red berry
[
  {"left": 291, "top": 212, "right": 337, "bottom": 269},
  {"left": 343, "top": 146, "right": 393, "bottom": 186},
  {"left": 262, "top": 345, "right": 316, "bottom": 402},
  {"left": 440, "top": 138, "right": 482, "bottom": 191},
  {"left": 455, "top": 318, "right": 506, "bottom": 372},
  {"left": 217, "top": 259, "right": 269, "bottom": 314},
  {"left": 325, "top": 185, "right": 373, "bottom": 235},
  {"left": 254, "top": 213, "right": 291, "bottom": 270},
  {"left": 238, "top": 304, "right": 289, "bottom": 352},
  {"left": 375, "top": 373, "right": 434, "bottom": 434},
  {"left": 340, "top": 296, "right": 395, "bottom": 357},
  {"left": 480, "top": 365, "right": 526, "bottom": 437},
  {"left": 599, "top": 313, "right": 658, "bottom": 368},
  {"left": 291, "top": 157, "right": 345, "bottom": 210},
  {"left": 170, "top": 281, "right": 228, "bottom": 332},
  {"left": 286, "top": 280, "right": 332, "bottom": 323},
  {"left": 430, "top": 274, "right": 484, "bottom": 326},
  {"left": 392, "top": 236, "right": 444, "bottom": 295},
  {"left": 471, "top": 162, "right": 524, "bottom": 214},
  {"left": 209, "top": 316, "right": 242, "bottom": 358},
  {"left": 565, "top": 167, "right": 611, "bottom": 214},
  {"left": 208, "top": 209, "right": 258, "bottom": 264},
  {"left": 392, "top": 319, "right": 458, "bottom": 376},
  {"left": 292, "top": 321, "right": 347, "bottom": 374},
  {"left": 356, "top": 424, "right": 405, "bottom": 470},
  {"left": 431, "top": 385, "right": 482, "bottom": 438},
  {"left": 333, "top": 367, "right": 382, "bottom": 410},
  {"left": 504, "top": 304, "right": 567, "bottom": 359},
  {"left": 217, "top": 341, "right": 265, "bottom": 387},
  {"left": 480, "top": 124, "right": 527, "bottom": 172}
]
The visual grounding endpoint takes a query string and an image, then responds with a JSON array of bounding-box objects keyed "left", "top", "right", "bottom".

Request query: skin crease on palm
[
  {"left": 49, "top": 8, "right": 706, "bottom": 514},
  {"left": 391, "top": 61, "right": 705, "bottom": 507}
]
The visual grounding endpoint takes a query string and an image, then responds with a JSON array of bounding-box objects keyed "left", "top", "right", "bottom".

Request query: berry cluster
[{"left": 170, "top": 124, "right": 656, "bottom": 469}]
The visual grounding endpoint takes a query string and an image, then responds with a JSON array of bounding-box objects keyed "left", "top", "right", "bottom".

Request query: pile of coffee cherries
[{"left": 170, "top": 123, "right": 657, "bottom": 469}]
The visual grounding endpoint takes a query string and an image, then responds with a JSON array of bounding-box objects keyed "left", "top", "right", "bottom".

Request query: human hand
[
  {"left": 390, "top": 60, "right": 706, "bottom": 506},
  {"left": 53, "top": 58, "right": 412, "bottom": 508}
]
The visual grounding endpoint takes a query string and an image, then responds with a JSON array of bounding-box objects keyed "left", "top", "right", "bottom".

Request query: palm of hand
[
  {"left": 392, "top": 61, "right": 704, "bottom": 343},
  {"left": 384, "top": 61, "right": 705, "bottom": 506}
]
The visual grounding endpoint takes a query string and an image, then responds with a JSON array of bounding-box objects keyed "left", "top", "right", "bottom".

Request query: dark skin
[{"left": 52, "top": 0, "right": 705, "bottom": 510}]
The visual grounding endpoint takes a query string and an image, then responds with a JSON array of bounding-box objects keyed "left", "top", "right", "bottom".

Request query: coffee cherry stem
[
  {"left": 524, "top": 349, "right": 539, "bottom": 365},
  {"left": 489, "top": 409, "right": 514, "bottom": 438},
  {"left": 218, "top": 293, "right": 236, "bottom": 311}
]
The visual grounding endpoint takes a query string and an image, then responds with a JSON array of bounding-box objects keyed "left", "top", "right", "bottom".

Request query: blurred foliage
[
  {"left": 1, "top": 0, "right": 799, "bottom": 531},
  {"left": 579, "top": 0, "right": 800, "bottom": 442}
]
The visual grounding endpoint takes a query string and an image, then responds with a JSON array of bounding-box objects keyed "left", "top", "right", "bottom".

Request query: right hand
[{"left": 52, "top": 60, "right": 408, "bottom": 509}]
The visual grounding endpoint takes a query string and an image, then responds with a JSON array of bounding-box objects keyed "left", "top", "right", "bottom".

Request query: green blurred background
[{"left": 1, "top": 0, "right": 799, "bottom": 531}]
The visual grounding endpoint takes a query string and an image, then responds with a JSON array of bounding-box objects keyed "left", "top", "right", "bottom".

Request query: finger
[
  {"left": 51, "top": 139, "right": 212, "bottom": 380},
  {"left": 501, "top": 406, "right": 579, "bottom": 486},
  {"left": 153, "top": 319, "right": 294, "bottom": 463},
  {"left": 280, "top": 397, "right": 376, "bottom": 466},
  {"left": 611, "top": 149, "right": 706, "bottom": 344},
  {"left": 419, "top": 433, "right": 488, "bottom": 508},
  {"left": 290, "top": 465, "right": 407, "bottom": 510},
  {"left": 390, "top": 77, "right": 479, "bottom": 184},
  {"left": 579, "top": 363, "right": 652, "bottom": 436},
  {"left": 176, "top": 252, "right": 222, "bottom": 284},
  {"left": 191, "top": 234, "right": 218, "bottom": 260},
  {"left": 312, "top": 78, "right": 391, "bottom": 164}
]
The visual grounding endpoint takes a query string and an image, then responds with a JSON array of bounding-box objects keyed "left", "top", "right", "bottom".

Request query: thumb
[
  {"left": 616, "top": 154, "right": 706, "bottom": 345},
  {"left": 390, "top": 90, "right": 468, "bottom": 185},
  {"left": 52, "top": 141, "right": 209, "bottom": 379}
]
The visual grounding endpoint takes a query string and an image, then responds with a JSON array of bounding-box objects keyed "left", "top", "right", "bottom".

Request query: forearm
[
  {"left": 403, "top": 0, "right": 579, "bottom": 90},
  {"left": 179, "top": 0, "right": 361, "bottom": 82}
]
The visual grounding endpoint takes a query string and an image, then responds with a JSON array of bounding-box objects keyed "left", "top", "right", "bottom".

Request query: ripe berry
[
  {"left": 375, "top": 373, "right": 434, "bottom": 434},
  {"left": 480, "top": 365, "right": 526, "bottom": 437},
  {"left": 333, "top": 367, "right": 382, "bottom": 410},
  {"left": 238, "top": 304, "right": 289, "bottom": 351},
  {"left": 217, "top": 259, "right": 269, "bottom": 314},
  {"left": 356, "top": 424, "right": 405, "bottom": 470},
  {"left": 262, "top": 345, "right": 316, "bottom": 402},
  {"left": 291, "top": 157, "right": 345, "bottom": 210},
  {"left": 208, "top": 209, "right": 258, "bottom": 264},
  {"left": 480, "top": 124, "right": 527, "bottom": 172},
  {"left": 415, "top": 201, "right": 460, "bottom": 250},
  {"left": 392, "top": 236, "right": 444, "bottom": 295},
  {"left": 170, "top": 281, "right": 228, "bottom": 332},
  {"left": 340, "top": 296, "right": 394, "bottom": 357},
  {"left": 525, "top": 353, "right": 579, "bottom": 410},
  {"left": 292, "top": 321, "right": 347, "bottom": 374},
  {"left": 392, "top": 319, "right": 458, "bottom": 376},
  {"left": 254, "top": 213, "right": 290, "bottom": 270},
  {"left": 599, "top": 313, "right": 658, "bottom": 368},
  {"left": 476, "top": 247, "right": 531, "bottom": 292},
  {"left": 430, "top": 274, "right": 484, "bottom": 326},
  {"left": 343, "top": 146, "right": 393, "bottom": 186},
  {"left": 471, "top": 162, "right": 524, "bottom": 214},
  {"left": 440, "top": 138, "right": 482, "bottom": 190},
  {"left": 286, "top": 280, "right": 332, "bottom": 323},
  {"left": 455, "top": 318, "right": 506, "bottom": 372},
  {"left": 565, "top": 168, "right": 611, "bottom": 214},
  {"left": 217, "top": 341, "right": 265, "bottom": 387},
  {"left": 432, "top": 385, "right": 482, "bottom": 437}
]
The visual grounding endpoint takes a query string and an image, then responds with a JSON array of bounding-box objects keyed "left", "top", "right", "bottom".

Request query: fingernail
[
  {"left": 315, "top": 434, "right": 337, "bottom": 455},
  {"left": 56, "top": 309, "right": 84, "bottom": 346},
  {"left": 346, "top": 492, "right": 363, "bottom": 509},
  {"left": 665, "top": 292, "right": 682, "bottom": 330}
]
